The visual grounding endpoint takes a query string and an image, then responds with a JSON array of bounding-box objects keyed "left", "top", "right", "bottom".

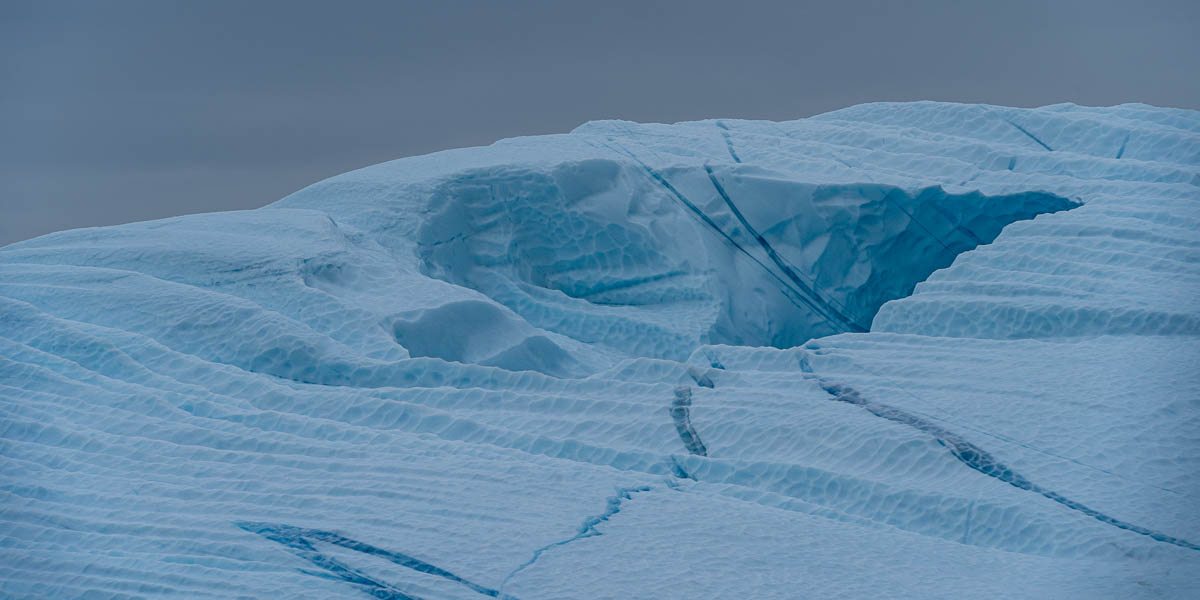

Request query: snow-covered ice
[{"left": 2, "top": 101, "right": 1199, "bottom": 598}]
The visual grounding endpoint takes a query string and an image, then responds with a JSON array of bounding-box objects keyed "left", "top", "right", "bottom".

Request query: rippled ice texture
[{"left": 2, "top": 101, "right": 1199, "bottom": 599}]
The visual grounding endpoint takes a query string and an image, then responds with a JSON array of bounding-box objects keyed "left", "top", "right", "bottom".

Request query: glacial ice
[{"left": 2, "top": 101, "right": 1199, "bottom": 598}]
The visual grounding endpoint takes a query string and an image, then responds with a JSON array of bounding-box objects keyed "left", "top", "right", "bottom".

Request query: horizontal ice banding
[{"left": 4, "top": 102, "right": 1197, "bottom": 598}]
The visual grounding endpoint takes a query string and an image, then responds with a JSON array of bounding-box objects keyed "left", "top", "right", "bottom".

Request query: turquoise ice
[{"left": 2, "top": 101, "right": 1198, "bottom": 598}]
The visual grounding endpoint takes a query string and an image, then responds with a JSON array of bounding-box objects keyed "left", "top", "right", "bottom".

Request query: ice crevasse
[{"left": 1, "top": 101, "right": 1199, "bottom": 599}]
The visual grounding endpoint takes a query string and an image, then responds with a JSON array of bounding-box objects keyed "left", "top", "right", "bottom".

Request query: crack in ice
[
  {"left": 603, "top": 140, "right": 854, "bottom": 329},
  {"left": 1005, "top": 119, "right": 1054, "bottom": 151},
  {"left": 716, "top": 121, "right": 742, "bottom": 163},
  {"left": 237, "top": 521, "right": 511, "bottom": 599},
  {"left": 498, "top": 486, "right": 652, "bottom": 596},
  {"left": 669, "top": 386, "right": 709, "bottom": 456},
  {"left": 703, "top": 164, "right": 866, "bottom": 332},
  {"left": 801, "top": 372, "right": 1200, "bottom": 552}
]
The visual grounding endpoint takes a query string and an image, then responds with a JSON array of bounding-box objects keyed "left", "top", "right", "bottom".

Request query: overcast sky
[{"left": 2, "top": 0, "right": 1198, "bottom": 246}]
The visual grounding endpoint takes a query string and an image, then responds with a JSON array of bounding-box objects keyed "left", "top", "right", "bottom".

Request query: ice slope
[{"left": 1, "top": 101, "right": 1198, "bottom": 599}]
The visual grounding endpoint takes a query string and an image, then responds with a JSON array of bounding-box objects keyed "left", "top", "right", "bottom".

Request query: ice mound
[{"left": 2, "top": 101, "right": 1199, "bottom": 598}]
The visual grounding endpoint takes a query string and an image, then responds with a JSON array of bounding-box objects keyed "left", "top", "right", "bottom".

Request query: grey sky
[{"left": 3, "top": 0, "right": 1198, "bottom": 246}]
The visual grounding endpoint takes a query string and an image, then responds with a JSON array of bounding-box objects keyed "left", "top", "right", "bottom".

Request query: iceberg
[{"left": 2, "top": 101, "right": 1198, "bottom": 598}]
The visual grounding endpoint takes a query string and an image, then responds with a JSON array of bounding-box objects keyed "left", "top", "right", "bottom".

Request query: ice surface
[{"left": 2, "top": 101, "right": 1199, "bottom": 598}]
